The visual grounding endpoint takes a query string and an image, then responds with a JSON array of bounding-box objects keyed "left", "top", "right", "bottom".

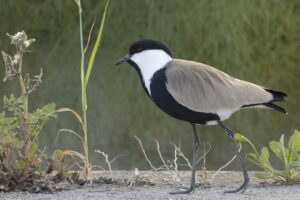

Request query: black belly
[{"left": 149, "top": 68, "right": 219, "bottom": 125}]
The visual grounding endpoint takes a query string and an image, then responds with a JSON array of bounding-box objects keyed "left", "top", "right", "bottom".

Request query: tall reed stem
[
  {"left": 76, "top": 0, "right": 90, "bottom": 180},
  {"left": 75, "top": 0, "right": 109, "bottom": 180}
]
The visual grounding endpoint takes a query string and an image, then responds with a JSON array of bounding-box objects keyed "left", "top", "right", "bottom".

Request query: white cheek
[{"left": 130, "top": 50, "right": 172, "bottom": 95}]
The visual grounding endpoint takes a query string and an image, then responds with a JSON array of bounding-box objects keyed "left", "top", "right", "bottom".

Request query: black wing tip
[
  {"left": 264, "top": 102, "right": 287, "bottom": 114},
  {"left": 265, "top": 89, "right": 288, "bottom": 102}
]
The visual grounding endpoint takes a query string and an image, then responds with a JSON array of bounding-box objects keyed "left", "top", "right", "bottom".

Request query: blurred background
[{"left": 0, "top": 0, "right": 299, "bottom": 170}]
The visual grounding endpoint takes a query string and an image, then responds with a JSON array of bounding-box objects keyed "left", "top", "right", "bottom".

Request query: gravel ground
[{"left": 1, "top": 171, "right": 299, "bottom": 200}]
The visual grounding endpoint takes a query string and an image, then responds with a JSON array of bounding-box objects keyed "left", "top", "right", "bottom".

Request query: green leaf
[
  {"left": 246, "top": 153, "right": 261, "bottom": 167},
  {"left": 287, "top": 130, "right": 300, "bottom": 162},
  {"left": 288, "top": 130, "right": 300, "bottom": 152},
  {"left": 28, "top": 142, "right": 38, "bottom": 161},
  {"left": 85, "top": 0, "right": 109, "bottom": 85},
  {"left": 30, "top": 103, "right": 56, "bottom": 123},
  {"left": 269, "top": 141, "right": 281, "bottom": 157},
  {"left": 287, "top": 161, "right": 300, "bottom": 169},
  {"left": 269, "top": 140, "right": 289, "bottom": 163},
  {"left": 53, "top": 150, "right": 65, "bottom": 161},
  {"left": 261, "top": 147, "right": 270, "bottom": 164},
  {"left": 11, "top": 138, "right": 24, "bottom": 149},
  {"left": 16, "top": 160, "right": 27, "bottom": 170},
  {"left": 254, "top": 171, "right": 273, "bottom": 179},
  {"left": 235, "top": 133, "right": 259, "bottom": 155},
  {"left": 280, "top": 134, "right": 289, "bottom": 166},
  {"left": 291, "top": 149, "right": 300, "bottom": 161},
  {"left": 235, "top": 133, "right": 247, "bottom": 143},
  {"left": 3, "top": 94, "right": 24, "bottom": 114},
  {"left": 34, "top": 68, "right": 43, "bottom": 81}
]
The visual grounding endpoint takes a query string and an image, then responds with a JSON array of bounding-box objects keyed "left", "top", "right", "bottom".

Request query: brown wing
[{"left": 165, "top": 59, "right": 272, "bottom": 114}]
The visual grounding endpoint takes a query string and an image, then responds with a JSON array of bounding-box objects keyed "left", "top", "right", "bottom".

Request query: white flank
[
  {"left": 206, "top": 121, "right": 218, "bottom": 125},
  {"left": 217, "top": 109, "right": 236, "bottom": 121},
  {"left": 205, "top": 109, "right": 237, "bottom": 125},
  {"left": 130, "top": 50, "right": 172, "bottom": 95},
  {"left": 216, "top": 108, "right": 237, "bottom": 121}
]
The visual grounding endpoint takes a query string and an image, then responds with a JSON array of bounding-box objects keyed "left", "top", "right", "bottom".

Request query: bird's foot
[
  {"left": 169, "top": 186, "right": 195, "bottom": 195},
  {"left": 224, "top": 175, "right": 250, "bottom": 194},
  {"left": 224, "top": 131, "right": 235, "bottom": 141}
]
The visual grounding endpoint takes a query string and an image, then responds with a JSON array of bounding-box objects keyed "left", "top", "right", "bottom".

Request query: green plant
[
  {"left": 236, "top": 130, "right": 300, "bottom": 182},
  {"left": 53, "top": 0, "right": 109, "bottom": 181},
  {"left": 0, "top": 31, "right": 56, "bottom": 187}
]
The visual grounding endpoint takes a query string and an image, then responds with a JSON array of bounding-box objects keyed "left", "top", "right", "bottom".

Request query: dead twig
[
  {"left": 95, "top": 149, "right": 121, "bottom": 174},
  {"left": 154, "top": 139, "right": 170, "bottom": 171},
  {"left": 134, "top": 135, "right": 158, "bottom": 170},
  {"left": 210, "top": 143, "right": 242, "bottom": 182},
  {"left": 172, "top": 143, "right": 192, "bottom": 169}
]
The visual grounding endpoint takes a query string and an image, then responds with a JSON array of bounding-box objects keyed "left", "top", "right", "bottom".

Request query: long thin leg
[
  {"left": 217, "top": 121, "right": 250, "bottom": 193},
  {"left": 170, "top": 123, "right": 201, "bottom": 195}
]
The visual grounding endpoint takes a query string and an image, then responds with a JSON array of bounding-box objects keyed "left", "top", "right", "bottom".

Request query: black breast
[{"left": 150, "top": 67, "right": 220, "bottom": 125}]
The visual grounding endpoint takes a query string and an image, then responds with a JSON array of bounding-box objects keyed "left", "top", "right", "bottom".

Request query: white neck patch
[{"left": 130, "top": 49, "right": 172, "bottom": 95}]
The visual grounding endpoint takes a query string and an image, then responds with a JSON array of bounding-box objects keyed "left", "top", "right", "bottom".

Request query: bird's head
[{"left": 115, "top": 39, "right": 173, "bottom": 69}]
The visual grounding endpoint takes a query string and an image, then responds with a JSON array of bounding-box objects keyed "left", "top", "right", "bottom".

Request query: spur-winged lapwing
[{"left": 115, "top": 39, "right": 287, "bottom": 194}]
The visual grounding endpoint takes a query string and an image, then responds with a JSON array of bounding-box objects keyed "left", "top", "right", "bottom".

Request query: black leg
[
  {"left": 217, "top": 121, "right": 250, "bottom": 193},
  {"left": 170, "top": 123, "right": 201, "bottom": 195}
]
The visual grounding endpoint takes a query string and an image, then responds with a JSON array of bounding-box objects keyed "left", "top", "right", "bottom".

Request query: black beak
[{"left": 115, "top": 54, "right": 130, "bottom": 65}]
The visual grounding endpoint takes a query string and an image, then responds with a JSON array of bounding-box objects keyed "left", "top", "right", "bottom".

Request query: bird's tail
[{"left": 264, "top": 89, "right": 288, "bottom": 114}]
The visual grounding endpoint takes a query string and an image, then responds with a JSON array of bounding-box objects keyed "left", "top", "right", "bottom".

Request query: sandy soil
[{"left": 0, "top": 171, "right": 299, "bottom": 200}]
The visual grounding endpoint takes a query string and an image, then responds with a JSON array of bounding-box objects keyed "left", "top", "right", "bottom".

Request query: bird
[{"left": 115, "top": 39, "right": 287, "bottom": 194}]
